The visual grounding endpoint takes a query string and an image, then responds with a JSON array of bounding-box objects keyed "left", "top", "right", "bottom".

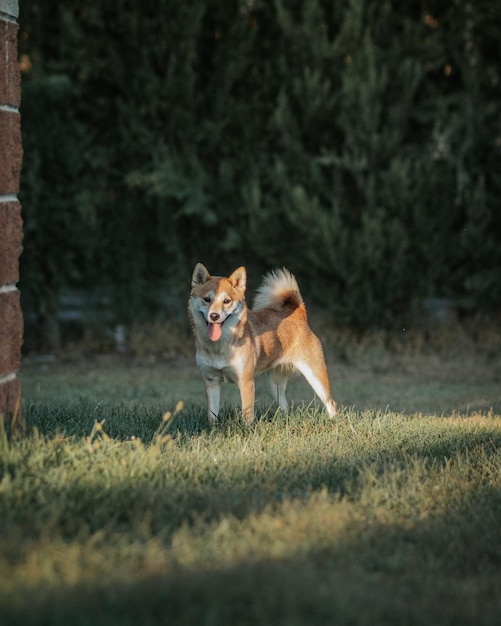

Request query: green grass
[{"left": 1, "top": 355, "right": 500, "bottom": 625}]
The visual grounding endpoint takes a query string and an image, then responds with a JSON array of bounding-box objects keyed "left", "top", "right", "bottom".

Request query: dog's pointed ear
[
  {"left": 192, "top": 263, "right": 210, "bottom": 288},
  {"left": 228, "top": 266, "right": 247, "bottom": 293}
]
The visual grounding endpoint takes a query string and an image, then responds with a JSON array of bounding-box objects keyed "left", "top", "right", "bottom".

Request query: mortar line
[
  {"left": 0, "top": 284, "right": 17, "bottom": 294},
  {"left": 0, "top": 372, "right": 16, "bottom": 385},
  {"left": 0, "top": 194, "right": 19, "bottom": 203}
]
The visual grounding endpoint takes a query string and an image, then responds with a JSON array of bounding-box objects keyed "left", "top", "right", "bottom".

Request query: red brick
[
  {"left": 0, "top": 109, "right": 22, "bottom": 194},
  {"left": 0, "top": 375, "right": 24, "bottom": 435},
  {"left": 0, "top": 20, "right": 21, "bottom": 107},
  {"left": 0, "top": 290, "right": 23, "bottom": 376},
  {"left": 0, "top": 200, "right": 23, "bottom": 285}
]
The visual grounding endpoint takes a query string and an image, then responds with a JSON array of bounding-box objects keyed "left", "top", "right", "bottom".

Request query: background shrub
[{"left": 19, "top": 0, "right": 501, "bottom": 346}]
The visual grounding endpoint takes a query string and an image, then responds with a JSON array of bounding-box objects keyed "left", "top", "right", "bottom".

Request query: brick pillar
[{"left": 0, "top": 0, "right": 23, "bottom": 435}]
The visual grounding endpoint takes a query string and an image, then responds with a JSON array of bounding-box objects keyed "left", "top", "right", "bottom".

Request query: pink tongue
[{"left": 207, "top": 323, "right": 222, "bottom": 342}]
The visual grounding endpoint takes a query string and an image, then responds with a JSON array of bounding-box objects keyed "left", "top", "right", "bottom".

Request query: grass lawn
[{"left": 1, "top": 347, "right": 500, "bottom": 625}]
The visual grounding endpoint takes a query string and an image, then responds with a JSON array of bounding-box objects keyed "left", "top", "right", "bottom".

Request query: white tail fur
[{"left": 252, "top": 268, "right": 304, "bottom": 311}]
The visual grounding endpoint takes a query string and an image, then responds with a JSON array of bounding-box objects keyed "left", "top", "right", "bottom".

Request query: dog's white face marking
[
  {"left": 190, "top": 265, "right": 247, "bottom": 343},
  {"left": 200, "top": 287, "right": 236, "bottom": 324},
  {"left": 192, "top": 290, "right": 244, "bottom": 342}
]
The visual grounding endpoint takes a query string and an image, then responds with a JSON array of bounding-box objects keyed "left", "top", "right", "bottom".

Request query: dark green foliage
[{"left": 19, "top": 0, "right": 501, "bottom": 339}]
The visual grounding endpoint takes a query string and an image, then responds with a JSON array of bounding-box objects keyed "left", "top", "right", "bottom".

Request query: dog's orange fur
[{"left": 188, "top": 263, "right": 337, "bottom": 423}]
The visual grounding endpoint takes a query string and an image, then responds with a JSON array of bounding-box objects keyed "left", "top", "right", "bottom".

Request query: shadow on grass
[
  {"left": 23, "top": 399, "right": 209, "bottom": 441},
  {"left": 2, "top": 484, "right": 500, "bottom": 626},
  {"left": 6, "top": 403, "right": 500, "bottom": 624},
  {"left": 23, "top": 399, "right": 329, "bottom": 442}
]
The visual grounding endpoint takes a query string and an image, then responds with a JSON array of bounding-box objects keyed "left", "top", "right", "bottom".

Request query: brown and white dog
[{"left": 188, "top": 263, "right": 337, "bottom": 423}]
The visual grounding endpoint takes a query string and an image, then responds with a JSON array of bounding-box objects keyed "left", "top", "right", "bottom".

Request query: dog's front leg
[
  {"left": 238, "top": 374, "right": 255, "bottom": 424},
  {"left": 204, "top": 379, "right": 221, "bottom": 424}
]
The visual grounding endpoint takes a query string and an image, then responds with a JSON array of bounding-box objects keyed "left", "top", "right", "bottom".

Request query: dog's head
[{"left": 189, "top": 264, "right": 247, "bottom": 342}]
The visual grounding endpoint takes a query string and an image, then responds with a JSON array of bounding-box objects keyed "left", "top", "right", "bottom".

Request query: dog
[{"left": 188, "top": 263, "right": 337, "bottom": 423}]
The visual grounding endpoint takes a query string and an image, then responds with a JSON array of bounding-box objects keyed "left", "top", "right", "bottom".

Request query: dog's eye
[
  {"left": 203, "top": 296, "right": 211, "bottom": 303},
  {"left": 223, "top": 298, "right": 232, "bottom": 305}
]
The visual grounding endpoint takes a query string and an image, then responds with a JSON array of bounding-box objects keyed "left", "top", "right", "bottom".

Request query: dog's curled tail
[{"left": 252, "top": 268, "right": 304, "bottom": 311}]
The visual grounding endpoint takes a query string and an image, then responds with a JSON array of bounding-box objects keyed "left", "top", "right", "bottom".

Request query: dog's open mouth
[
  {"left": 202, "top": 312, "right": 230, "bottom": 342},
  {"left": 207, "top": 322, "right": 222, "bottom": 342}
]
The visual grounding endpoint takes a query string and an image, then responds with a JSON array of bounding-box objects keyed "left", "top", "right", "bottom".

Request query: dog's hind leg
[
  {"left": 267, "top": 368, "right": 289, "bottom": 412},
  {"left": 295, "top": 359, "right": 337, "bottom": 418}
]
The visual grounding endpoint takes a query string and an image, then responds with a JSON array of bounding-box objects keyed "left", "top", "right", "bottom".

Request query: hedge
[{"left": 19, "top": 0, "right": 501, "bottom": 345}]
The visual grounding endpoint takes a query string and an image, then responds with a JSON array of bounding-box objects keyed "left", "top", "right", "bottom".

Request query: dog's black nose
[{"left": 210, "top": 312, "right": 220, "bottom": 322}]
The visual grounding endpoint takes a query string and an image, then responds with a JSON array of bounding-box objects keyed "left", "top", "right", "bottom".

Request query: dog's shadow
[{"left": 24, "top": 399, "right": 288, "bottom": 443}]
